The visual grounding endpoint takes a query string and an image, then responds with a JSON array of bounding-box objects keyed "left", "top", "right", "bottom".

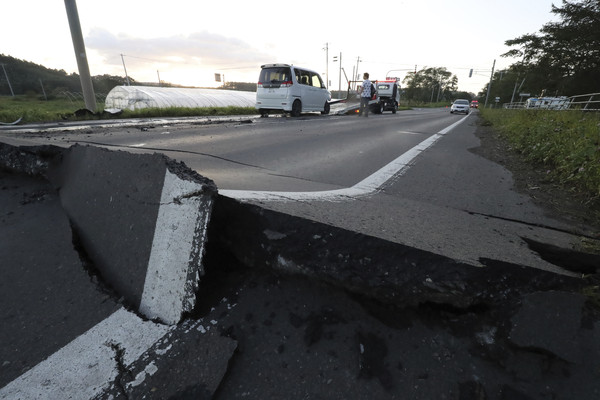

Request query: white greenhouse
[{"left": 104, "top": 86, "right": 256, "bottom": 111}]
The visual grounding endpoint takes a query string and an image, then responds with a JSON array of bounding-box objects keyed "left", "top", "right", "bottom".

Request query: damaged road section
[
  {"left": 194, "top": 195, "right": 600, "bottom": 399},
  {"left": 0, "top": 142, "right": 216, "bottom": 324},
  {"left": 0, "top": 142, "right": 236, "bottom": 399},
  {"left": 208, "top": 195, "right": 591, "bottom": 310},
  {"left": 2, "top": 141, "right": 600, "bottom": 399}
]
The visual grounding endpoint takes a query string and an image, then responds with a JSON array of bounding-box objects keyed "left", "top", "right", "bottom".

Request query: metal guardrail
[
  {"left": 569, "top": 93, "right": 600, "bottom": 111},
  {"left": 502, "top": 92, "right": 600, "bottom": 111}
]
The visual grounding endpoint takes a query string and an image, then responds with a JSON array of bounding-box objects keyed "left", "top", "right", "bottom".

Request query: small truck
[
  {"left": 370, "top": 79, "right": 400, "bottom": 114},
  {"left": 342, "top": 79, "right": 401, "bottom": 115}
]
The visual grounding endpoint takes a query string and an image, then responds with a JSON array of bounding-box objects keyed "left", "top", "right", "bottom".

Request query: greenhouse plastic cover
[{"left": 104, "top": 86, "right": 256, "bottom": 111}]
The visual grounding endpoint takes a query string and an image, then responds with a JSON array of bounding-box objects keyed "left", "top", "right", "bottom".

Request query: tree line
[
  {"left": 483, "top": 0, "right": 599, "bottom": 104},
  {"left": 401, "top": 67, "right": 472, "bottom": 103},
  {"left": 0, "top": 54, "right": 256, "bottom": 99},
  {"left": 0, "top": 54, "right": 131, "bottom": 98},
  {"left": 402, "top": 0, "right": 599, "bottom": 104}
]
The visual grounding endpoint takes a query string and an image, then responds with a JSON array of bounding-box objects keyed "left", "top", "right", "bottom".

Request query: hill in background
[
  {"left": 0, "top": 54, "right": 256, "bottom": 101},
  {"left": 0, "top": 54, "right": 130, "bottom": 99}
]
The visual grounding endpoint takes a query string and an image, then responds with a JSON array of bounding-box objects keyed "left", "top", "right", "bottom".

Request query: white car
[
  {"left": 450, "top": 99, "right": 470, "bottom": 114},
  {"left": 256, "top": 64, "right": 331, "bottom": 117}
]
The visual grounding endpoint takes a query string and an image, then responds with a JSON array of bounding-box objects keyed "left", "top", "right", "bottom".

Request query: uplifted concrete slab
[
  {"left": 223, "top": 115, "right": 598, "bottom": 277},
  {"left": 0, "top": 143, "right": 217, "bottom": 324}
]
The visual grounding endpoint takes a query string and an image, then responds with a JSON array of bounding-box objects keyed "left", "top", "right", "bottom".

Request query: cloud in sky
[
  {"left": 85, "top": 28, "right": 272, "bottom": 84},
  {"left": 0, "top": 0, "right": 560, "bottom": 92}
]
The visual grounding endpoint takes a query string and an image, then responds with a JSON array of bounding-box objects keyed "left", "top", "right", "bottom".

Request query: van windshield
[{"left": 259, "top": 67, "right": 292, "bottom": 88}]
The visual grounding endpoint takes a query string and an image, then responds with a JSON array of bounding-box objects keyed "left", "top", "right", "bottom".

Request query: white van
[{"left": 256, "top": 64, "right": 331, "bottom": 117}]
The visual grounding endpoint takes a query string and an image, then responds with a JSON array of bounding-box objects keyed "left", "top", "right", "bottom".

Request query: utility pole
[
  {"left": 323, "top": 43, "right": 329, "bottom": 89},
  {"left": 39, "top": 79, "right": 48, "bottom": 100},
  {"left": 333, "top": 53, "right": 342, "bottom": 99},
  {"left": 121, "top": 54, "right": 130, "bottom": 86},
  {"left": 338, "top": 52, "right": 342, "bottom": 98},
  {"left": 0, "top": 64, "right": 15, "bottom": 96},
  {"left": 484, "top": 59, "right": 496, "bottom": 108},
  {"left": 64, "top": 0, "right": 97, "bottom": 112}
]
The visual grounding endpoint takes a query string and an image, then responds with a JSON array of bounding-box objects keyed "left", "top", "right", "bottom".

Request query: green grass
[
  {"left": 480, "top": 108, "right": 600, "bottom": 202},
  {"left": 0, "top": 96, "right": 96, "bottom": 123},
  {"left": 402, "top": 100, "right": 449, "bottom": 108},
  {"left": 119, "top": 106, "right": 257, "bottom": 119},
  {"left": 0, "top": 95, "right": 257, "bottom": 124}
]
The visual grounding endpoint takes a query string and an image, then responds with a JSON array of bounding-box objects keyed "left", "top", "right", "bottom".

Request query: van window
[
  {"left": 259, "top": 66, "right": 292, "bottom": 88},
  {"left": 310, "top": 73, "right": 324, "bottom": 88},
  {"left": 297, "top": 70, "right": 311, "bottom": 86}
]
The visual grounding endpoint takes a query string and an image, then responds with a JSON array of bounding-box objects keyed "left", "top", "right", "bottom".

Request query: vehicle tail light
[
  {"left": 281, "top": 80, "right": 293, "bottom": 87},
  {"left": 257, "top": 82, "right": 263, "bottom": 88}
]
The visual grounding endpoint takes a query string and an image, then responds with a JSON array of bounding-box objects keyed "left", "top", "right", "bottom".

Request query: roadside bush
[{"left": 480, "top": 109, "right": 600, "bottom": 201}]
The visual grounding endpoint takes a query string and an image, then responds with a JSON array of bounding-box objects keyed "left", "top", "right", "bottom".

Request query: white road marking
[
  {"left": 397, "top": 130, "right": 421, "bottom": 135},
  {"left": 140, "top": 169, "right": 213, "bottom": 324},
  {"left": 1, "top": 171, "right": 214, "bottom": 398},
  {"left": 0, "top": 308, "right": 171, "bottom": 399},
  {"left": 219, "top": 115, "right": 470, "bottom": 201}
]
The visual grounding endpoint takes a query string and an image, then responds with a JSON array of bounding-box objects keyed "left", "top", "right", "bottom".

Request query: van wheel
[
  {"left": 379, "top": 103, "right": 385, "bottom": 114},
  {"left": 392, "top": 102, "right": 398, "bottom": 114},
  {"left": 259, "top": 110, "right": 268, "bottom": 118},
  {"left": 291, "top": 100, "right": 301, "bottom": 117},
  {"left": 321, "top": 102, "right": 330, "bottom": 115}
]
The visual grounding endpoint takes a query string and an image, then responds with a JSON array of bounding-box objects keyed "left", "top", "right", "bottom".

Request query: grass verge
[
  {"left": 0, "top": 95, "right": 257, "bottom": 124},
  {"left": 479, "top": 108, "right": 600, "bottom": 203}
]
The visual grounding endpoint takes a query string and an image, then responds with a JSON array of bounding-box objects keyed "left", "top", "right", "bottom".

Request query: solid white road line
[
  {"left": 0, "top": 308, "right": 171, "bottom": 399},
  {"left": 1, "top": 171, "right": 214, "bottom": 398},
  {"left": 140, "top": 169, "right": 213, "bottom": 325},
  {"left": 219, "top": 114, "right": 470, "bottom": 201}
]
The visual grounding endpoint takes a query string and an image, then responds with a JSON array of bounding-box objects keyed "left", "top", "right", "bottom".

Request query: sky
[{"left": 2, "top": 0, "right": 560, "bottom": 95}]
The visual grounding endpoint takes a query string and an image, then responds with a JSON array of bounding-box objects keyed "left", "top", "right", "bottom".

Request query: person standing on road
[{"left": 358, "top": 72, "right": 372, "bottom": 117}]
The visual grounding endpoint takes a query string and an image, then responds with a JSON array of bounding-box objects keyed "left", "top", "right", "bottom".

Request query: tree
[
  {"left": 502, "top": 0, "right": 600, "bottom": 95},
  {"left": 221, "top": 81, "right": 256, "bottom": 92},
  {"left": 92, "top": 74, "right": 133, "bottom": 94},
  {"left": 402, "top": 67, "right": 458, "bottom": 103}
]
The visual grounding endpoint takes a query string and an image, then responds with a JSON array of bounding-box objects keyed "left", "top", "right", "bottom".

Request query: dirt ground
[{"left": 470, "top": 119, "right": 600, "bottom": 241}]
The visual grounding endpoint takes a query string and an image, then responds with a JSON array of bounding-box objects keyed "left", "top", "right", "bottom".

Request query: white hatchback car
[
  {"left": 256, "top": 64, "right": 331, "bottom": 117},
  {"left": 450, "top": 99, "right": 470, "bottom": 114}
]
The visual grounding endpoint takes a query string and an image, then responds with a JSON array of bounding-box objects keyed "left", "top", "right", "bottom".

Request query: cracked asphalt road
[{"left": 1, "top": 112, "right": 600, "bottom": 399}]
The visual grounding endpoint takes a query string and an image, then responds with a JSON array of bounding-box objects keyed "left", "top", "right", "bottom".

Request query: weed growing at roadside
[{"left": 480, "top": 108, "right": 600, "bottom": 202}]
